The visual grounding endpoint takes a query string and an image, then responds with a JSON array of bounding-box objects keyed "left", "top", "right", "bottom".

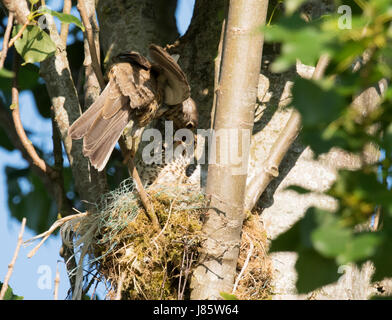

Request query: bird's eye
[{"left": 185, "top": 164, "right": 196, "bottom": 177}]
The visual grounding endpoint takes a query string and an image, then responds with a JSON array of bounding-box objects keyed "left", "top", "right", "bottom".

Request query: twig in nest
[
  {"left": 115, "top": 272, "right": 126, "bottom": 300},
  {"left": 178, "top": 246, "right": 194, "bottom": 300},
  {"left": 25, "top": 211, "right": 88, "bottom": 258},
  {"left": 153, "top": 196, "right": 178, "bottom": 242},
  {"left": 0, "top": 13, "right": 14, "bottom": 69},
  {"left": 0, "top": 218, "right": 26, "bottom": 300},
  {"left": 232, "top": 232, "right": 254, "bottom": 294},
  {"left": 159, "top": 265, "right": 168, "bottom": 300},
  {"left": 118, "top": 138, "right": 161, "bottom": 232}
]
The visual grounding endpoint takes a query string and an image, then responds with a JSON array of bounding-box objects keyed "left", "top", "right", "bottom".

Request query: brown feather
[
  {"left": 84, "top": 106, "right": 131, "bottom": 171},
  {"left": 68, "top": 45, "right": 196, "bottom": 172},
  {"left": 68, "top": 81, "right": 113, "bottom": 140}
]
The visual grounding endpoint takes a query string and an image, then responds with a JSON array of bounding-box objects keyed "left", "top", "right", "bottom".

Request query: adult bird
[{"left": 68, "top": 44, "right": 198, "bottom": 172}]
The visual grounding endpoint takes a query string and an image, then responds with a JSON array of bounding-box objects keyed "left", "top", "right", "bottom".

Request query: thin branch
[
  {"left": 54, "top": 262, "right": 60, "bottom": 300},
  {"left": 60, "top": 0, "right": 72, "bottom": 47},
  {"left": 25, "top": 211, "right": 88, "bottom": 258},
  {"left": 8, "top": 20, "right": 30, "bottom": 49},
  {"left": 77, "top": 0, "right": 105, "bottom": 90},
  {"left": 118, "top": 138, "right": 161, "bottom": 232},
  {"left": 0, "top": 12, "right": 14, "bottom": 69},
  {"left": 10, "top": 54, "right": 54, "bottom": 177},
  {"left": 245, "top": 54, "right": 330, "bottom": 211},
  {"left": 129, "top": 157, "right": 161, "bottom": 232},
  {"left": 0, "top": 218, "right": 26, "bottom": 300}
]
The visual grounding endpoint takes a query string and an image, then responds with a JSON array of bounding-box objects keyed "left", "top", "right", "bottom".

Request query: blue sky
[{"left": 0, "top": 0, "right": 195, "bottom": 300}]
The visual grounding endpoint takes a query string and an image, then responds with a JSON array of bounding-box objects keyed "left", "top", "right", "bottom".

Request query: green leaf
[
  {"left": 0, "top": 68, "right": 14, "bottom": 78},
  {"left": 0, "top": 63, "right": 40, "bottom": 92},
  {"left": 292, "top": 77, "right": 346, "bottom": 127},
  {"left": 38, "top": 7, "right": 85, "bottom": 31},
  {"left": 371, "top": 216, "right": 392, "bottom": 281},
  {"left": 296, "top": 248, "right": 340, "bottom": 293},
  {"left": 29, "top": 0, "right": 39, "bottom": 4},
  {"left": 285, "top": 185, "right": 312, "bottom": 194},
  {"left": 220, "top": 292, "right": 238, "bottom": 300},
  {"left": 337, "top": 233, "right": 381, "bottom": 265},
  {"left": 13, "top": 24, "right": 56, "bottom": 65},
  {"left": 382, "top": 123, "right": 392, "bottom": 156},
  {"left": 0, "top": 282, "right": 24, "bottom": 300},
  {"left": 312, "top": 224, "right": 351, "bottom": 258},
  {"left": 264, "top": 15, "right": 334, "bottom": 72},
  {"left": 269, "top": 217, "right": 301, "bottom": 252},
  {"left": 270, "top": 207, "right": 335, "bottom": 253}
]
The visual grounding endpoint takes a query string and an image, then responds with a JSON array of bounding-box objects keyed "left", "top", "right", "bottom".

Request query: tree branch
[
  {"left": 77, "top": 0, "right": 105, "bottom": 90},
  {"left": 190, "top": 0, "right": 269, "bottom": 300},
  {"left": 59, "top": 0, "right": 72, "bottom": 47},
  {"left": 11, "top": 55, "right": 54, "bottom": 177},
  {"left": 40, "top": 12, "right": 106, "bottom": 204},
  {"left": 8, "top": 20, "right": 29, "bottom": 49},
  {"left": 0, "top": 12, "right": 14, "bottom": 69},
  {"left": 118, "top": 139, "right": 161, "bottom": 232},
  {"left": 79, "top": 0, "right": 108, "bottom": 193},
  {"left": 1, "top": 0, "right": 29, "bottom": 25},
  {"left": 0, "top": 218, "right": 26, "bottom": 300},
  {"left": 244, "top": 54, "right": 330, "bottom": 211}
]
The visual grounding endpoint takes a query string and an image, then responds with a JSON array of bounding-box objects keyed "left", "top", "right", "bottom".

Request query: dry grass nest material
[{"left": 57, "top": 179, "right": 272, "bottom": 300}]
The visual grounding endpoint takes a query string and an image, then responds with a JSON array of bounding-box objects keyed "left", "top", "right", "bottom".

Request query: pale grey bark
[
  {"left": 2, "top": 0, "right": 29, "bottom": 24},
  {"left": 190, "top": 0, "right": 269, "bottom": 300}
]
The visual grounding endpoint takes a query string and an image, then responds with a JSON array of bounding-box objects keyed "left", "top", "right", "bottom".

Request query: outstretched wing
[{"left": 149, "top": 44, "right": 190, "bottom": 105}]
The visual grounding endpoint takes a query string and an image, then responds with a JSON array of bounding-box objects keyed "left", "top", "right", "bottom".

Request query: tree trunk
[{"left": 190, "top": 0, "right": 269, "bottom": 300}]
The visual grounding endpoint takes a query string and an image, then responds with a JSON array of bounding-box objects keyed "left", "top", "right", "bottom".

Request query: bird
[{"left": 68, "top": 44, "right": 198, "bottom": 172}]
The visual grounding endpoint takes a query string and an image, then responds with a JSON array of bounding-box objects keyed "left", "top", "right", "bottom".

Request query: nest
[
  {"left": 234, "top": 213, "right": 273, "bottom": 300},
  {"left": 61, "top": 178, "right": 206, "bottom": 300},
  {"left": 27, "top": 177, "right": 273, "bottom": 300}
]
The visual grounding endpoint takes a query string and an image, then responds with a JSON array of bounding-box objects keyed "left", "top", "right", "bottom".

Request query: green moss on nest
[
  {"left": 63, "top": 179, "right": 206, "bottom": 300},
  {"left": 61, "top": 179, "right": 273, "bottom": 300}
]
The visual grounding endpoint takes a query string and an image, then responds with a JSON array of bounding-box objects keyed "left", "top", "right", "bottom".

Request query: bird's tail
[{"left": 68, "top": 81, "right": 131, "bottom": 171}]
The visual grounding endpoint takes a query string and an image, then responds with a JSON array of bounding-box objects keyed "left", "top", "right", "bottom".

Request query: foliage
[
  {"left": 0, "top": 0, "right": 391, "bottom": 300},
  {"left": 0, "top": 282, "right": 24, "bottom": 300},
  {"left": 265, "top": 0, "right": 392, "bottom": 294},
  {"left": 0, "top": 2, "right": 85, "bottom": 234}
]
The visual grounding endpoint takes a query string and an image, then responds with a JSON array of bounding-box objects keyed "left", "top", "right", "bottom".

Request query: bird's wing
[
  {"left": 110, "top": 62, "right": 157, "bottom": 110},
  {"left": 149, "top": 44, "right": 190, "bottom": 105},
  {"left": 101, "top": 79, "right": 128, "bottom": 119}
]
